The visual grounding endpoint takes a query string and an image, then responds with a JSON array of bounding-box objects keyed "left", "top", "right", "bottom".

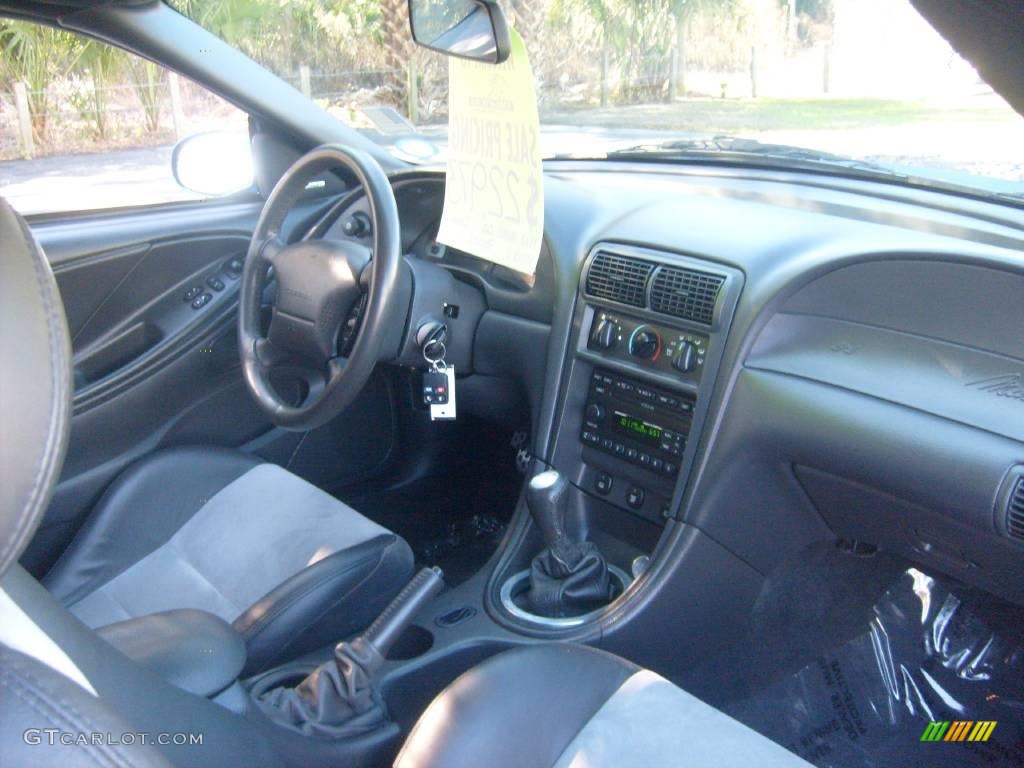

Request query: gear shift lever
[
  {"left": 526, "top": 470, "right": 611, "bottom": 617},
  {"left": 527, "top": 470, "right": 572, "bottom": 544}
]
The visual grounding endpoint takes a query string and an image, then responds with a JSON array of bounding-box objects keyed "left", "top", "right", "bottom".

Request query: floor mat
[
  {"left": 343, "top": 472, "right": 518, "bottom": 586},
  {"left": 726, "top": 568, "right": 1024, "bottom": 767}
]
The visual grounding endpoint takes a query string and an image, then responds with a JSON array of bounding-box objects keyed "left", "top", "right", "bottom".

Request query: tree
[
  {"left": 0, "top": 21, "right": 79, "bottom": 143},
  {"left": 127, "top": 59, "right": 164, "bottom": 134},
  {"left": 670, "top": 0, "right": 742, "bottom": 96},
  {"left": 76, "top": 40, "right": 124, "bottom": 140},
  {"left": 379, "top": 0, "right": 412, "bottom": 112}
]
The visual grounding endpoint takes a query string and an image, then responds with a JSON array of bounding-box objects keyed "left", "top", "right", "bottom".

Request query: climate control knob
[
  {"left": 590, "top": 318, "right": 619, "bottom": 350},
  {"left": 629, "top": 327, "right": 661, "bottom": 360},
  {"left": 673, "top": 341, "right": 698, "bottom": 373}
]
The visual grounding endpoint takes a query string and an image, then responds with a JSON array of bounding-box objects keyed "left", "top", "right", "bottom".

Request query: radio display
[{"left": 612, "top": 411, "right": 663, "bottom": 446}]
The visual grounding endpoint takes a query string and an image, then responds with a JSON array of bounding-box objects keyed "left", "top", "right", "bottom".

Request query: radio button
[
  {"left": 613, "top": 443, "right": 626, "bottom": 456},
  {"left": 626, "top": 447, "right": 638, "bottom": 461},
  {"left": 627, "top": 486, "right": 646, "bottom": 509},
  {"left": 581, "top": 431, "right": 600, "bottom": 446},
  {"left": 639, "top": 453, "right": 652, "bottom": 467},
  {"left": 651, "top": 457, "right": 664, "bottom": 471},
  {"left": 662, "top": 462, "right": 678, "bottom": 476},
  {"left": 601, "top": 438, "right": 614, "bottom": 451}
]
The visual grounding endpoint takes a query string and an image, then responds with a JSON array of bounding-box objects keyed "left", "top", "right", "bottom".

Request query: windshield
[{"left": 156, "top": 1, "right": 1024, "bottom": 200}]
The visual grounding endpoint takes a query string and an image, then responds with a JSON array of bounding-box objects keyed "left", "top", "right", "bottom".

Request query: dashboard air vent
[
  {"left": 1007, "top": 477, "right": 1024, "bottom": 541},
  {"left": 585, "top": 251, "right": 655, "bottom": 307},
  {"left": 650, "top": 266, "right": 725, "bottom": 326}
]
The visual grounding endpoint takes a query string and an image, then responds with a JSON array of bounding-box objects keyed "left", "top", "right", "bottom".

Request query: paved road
[{"left": 0, "top": 145, "right": 201, "bottom": 215}]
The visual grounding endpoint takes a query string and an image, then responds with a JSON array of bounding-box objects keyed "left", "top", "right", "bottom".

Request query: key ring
[{"left": 423, "top": 340, "right": 447, "bottom": 369}]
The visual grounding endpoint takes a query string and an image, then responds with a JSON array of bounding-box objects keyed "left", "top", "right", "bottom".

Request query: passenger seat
[{"left": 396, "top": 643, "right": 812, "bottom": 767}]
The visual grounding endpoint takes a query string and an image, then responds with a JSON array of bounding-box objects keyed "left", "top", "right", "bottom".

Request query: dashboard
[{"left": 313, "top": 161, "right": 1024, "bottom": 608}]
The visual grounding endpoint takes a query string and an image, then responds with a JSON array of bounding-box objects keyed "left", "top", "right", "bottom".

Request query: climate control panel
[{"left": 587, "top": 310, "right": 708, "bottom": 380}]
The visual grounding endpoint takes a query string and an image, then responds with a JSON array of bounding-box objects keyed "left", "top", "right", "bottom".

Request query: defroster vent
[
  {"left": 650, "top": 266, "right": 725, "bottom": 326},
  {"left": 585, "top": 251, "right": 655, "bottom": 307},
  {"left": 1007, "top": 476, "right": 1024, "bottom": 541}
]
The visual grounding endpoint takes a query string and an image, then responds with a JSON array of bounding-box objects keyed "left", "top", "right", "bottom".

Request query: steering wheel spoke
[
  {"left": 253, "top": 337, "right": 288, "bottom": 369},
  {"left": 256, "top": 234, "right": 286, "bottom": 266}
]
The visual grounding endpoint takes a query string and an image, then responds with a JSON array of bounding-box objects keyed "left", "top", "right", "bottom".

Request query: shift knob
[{"left": 527, "top": 470, "right": 570, "bottom": 545}]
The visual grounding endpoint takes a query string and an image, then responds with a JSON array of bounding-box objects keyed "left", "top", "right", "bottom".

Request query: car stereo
[{"left": 580, "top": 368, "right": 694, "bottom": 479}]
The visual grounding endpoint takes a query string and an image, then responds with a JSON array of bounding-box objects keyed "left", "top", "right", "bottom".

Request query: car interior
[{"left": 2, "top": 1, "right": 1024, "bottom": 767}]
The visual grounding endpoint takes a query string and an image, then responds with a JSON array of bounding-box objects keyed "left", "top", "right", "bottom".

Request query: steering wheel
[{"left": 239, "top": 144, "right": 402, "bottom": 431}]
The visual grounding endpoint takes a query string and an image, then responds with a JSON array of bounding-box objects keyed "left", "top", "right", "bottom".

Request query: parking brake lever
[
  {"left": 357, "top": 566, "right": 445, "bottom": 672},
  {"left": 254, "top": 567, "right": 445, "bottom": 737}
]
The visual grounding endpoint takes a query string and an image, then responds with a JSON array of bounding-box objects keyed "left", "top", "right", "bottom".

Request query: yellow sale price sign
[{"left": 437, "top": 29, "right": 543, "bottom": 276}]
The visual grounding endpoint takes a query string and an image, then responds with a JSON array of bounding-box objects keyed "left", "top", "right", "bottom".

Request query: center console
[
  {"left": 552, "top": 243, "right": 743, "bottom": 526},
  {"left": 489, "top": 241, "right": 743, "bottom": 632}
]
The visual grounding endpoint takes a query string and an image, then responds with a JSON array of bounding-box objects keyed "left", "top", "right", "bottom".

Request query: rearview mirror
[
  {"left": 171, "top": 131, "right": 254, "bottom": 197},
  {"left": 408, "top": 0, "right": 511, "bottom": 64}
]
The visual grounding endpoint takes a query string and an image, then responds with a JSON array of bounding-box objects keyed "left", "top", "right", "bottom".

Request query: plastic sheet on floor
[{"left": 727, "top": 568, "right": 1024, "bottom": 767}]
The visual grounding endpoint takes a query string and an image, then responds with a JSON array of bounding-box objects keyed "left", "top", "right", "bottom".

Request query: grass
[{"left": 543, "top": 96, "right": 1015, "bottom": 134}]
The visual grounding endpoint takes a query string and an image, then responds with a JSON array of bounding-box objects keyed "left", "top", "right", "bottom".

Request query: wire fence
[{"left": 1, "top": 50, "right": 773, "bottom": 161}]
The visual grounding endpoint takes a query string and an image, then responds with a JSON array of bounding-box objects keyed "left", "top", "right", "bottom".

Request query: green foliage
[
  {"left": 76, "top": 41, "right": 125, "bottom": 139},
  {"left": 0, "top": 21, "right": 81, "bottom": 141},
  {"left": 127, "top": 59, "right": 164, "bottom": 133}
]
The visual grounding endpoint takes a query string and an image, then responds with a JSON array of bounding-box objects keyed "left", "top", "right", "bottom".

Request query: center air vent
[
  {"left": 1006, "top": 476, "right": 1024, "bottom": 541},
  {"left": 585, "top": 251, "right": 655, "bottom": 307},
  {"left": 650, "top": 266, "right": 725, "bottom": 326}
]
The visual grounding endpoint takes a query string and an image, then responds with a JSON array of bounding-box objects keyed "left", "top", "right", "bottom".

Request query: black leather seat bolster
[
  {"left": 43, "top": 447, "right": 261, "bottom": 605},
  {"left": 2, "top": 565, "right": 283, "bottom": 768},
  {"left": 0, "top": 645, "right": 175, "bottom": 768},
  {"left": 98, "top": 609, "right": 247, "bottom": 698},
  {"left": 395, "top": 644, "right": 639, "bottom": 768},
  {"left": 234, "top": 533, "right": 415, "bottom": 675}
]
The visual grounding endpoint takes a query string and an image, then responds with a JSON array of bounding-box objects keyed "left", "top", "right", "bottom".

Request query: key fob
[{"left": 423, "top": 370, "right": 449, "bottom": 405}]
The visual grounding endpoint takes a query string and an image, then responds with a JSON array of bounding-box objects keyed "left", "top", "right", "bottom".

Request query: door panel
[{"left": 22, "top": 198, "right": 400, "bottom": 576}]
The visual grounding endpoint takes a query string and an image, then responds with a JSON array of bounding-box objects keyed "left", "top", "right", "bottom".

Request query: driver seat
[{"left": 43, "top": 446, "right": 415, "bottom": 674}]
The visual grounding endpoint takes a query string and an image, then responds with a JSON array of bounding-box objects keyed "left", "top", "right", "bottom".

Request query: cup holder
[
  {"left": 385, "top": 624, "right": 434, "bottom": 660},
  {"left": 499, "top": 564, "right": 633, "bottom": 628}
]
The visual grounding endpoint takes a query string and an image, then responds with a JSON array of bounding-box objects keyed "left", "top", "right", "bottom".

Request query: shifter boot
[
  {"left": 255, "top": 637, "right": 387, "bottom": 738},
  {"left": 528, "top": 536, "right": 612, "bottom": 618}
]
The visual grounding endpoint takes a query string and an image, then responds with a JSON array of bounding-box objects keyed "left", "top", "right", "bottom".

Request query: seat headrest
[{"left": 0, "top": 197, "right": 71, "bottom": 577}]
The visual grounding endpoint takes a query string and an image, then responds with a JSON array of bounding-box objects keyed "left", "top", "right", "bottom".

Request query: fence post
[
  {"left": 823, "top": 43, "right": 832, "bottom": 95},
  {"left": 750, "top": 46, "right": 759, "bottom": 99},
  {"left": 673, "top": 13, "right": 686, "bottom": 97},
  {"left": 14, "top": 82, "right": 34, "bottom": 159},
  {"left": 407, "top": 60, "right": 419, "bottom": 123},
  {"left": 168, "top": 72, "right": 185, "bottom": 140},
  {"left": 600, "top": 47, "right": 610, "bottom": 107},
  {"left": 299, "top": 65, "right": 312, "bottom": 99}
]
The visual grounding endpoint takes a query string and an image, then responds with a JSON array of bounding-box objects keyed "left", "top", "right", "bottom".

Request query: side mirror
[
  {"left": 171, "top": 131, "right": 254, "bottom": 197},
  {"left": 408, "top": 0, "right": 511, "bottom": 64}
]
